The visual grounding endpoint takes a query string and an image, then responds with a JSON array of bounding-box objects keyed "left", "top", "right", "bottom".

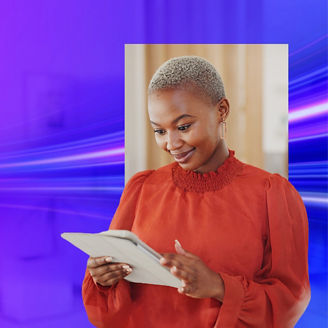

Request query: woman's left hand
[{"left": 160, "top": 241, "right": 225, "bottom": 301}]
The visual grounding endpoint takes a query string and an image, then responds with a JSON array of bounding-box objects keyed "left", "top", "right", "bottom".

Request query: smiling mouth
[{"left": 171, "top": 148, "right": 196, "bottom": 164}]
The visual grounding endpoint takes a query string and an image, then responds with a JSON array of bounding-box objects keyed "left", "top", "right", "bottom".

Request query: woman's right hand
[{"left": 87, "top": 256, "right": 133, "bottom": 287}]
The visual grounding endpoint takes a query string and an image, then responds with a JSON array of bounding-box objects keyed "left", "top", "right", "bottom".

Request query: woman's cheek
[
  {"left": 155, "top": 136, "right": 166, "bottom": 151},
  {"left": 185, "top": 131, "right": 198, "bottom": 146}
]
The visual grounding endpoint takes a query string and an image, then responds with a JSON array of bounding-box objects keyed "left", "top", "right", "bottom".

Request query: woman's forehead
[
  {"left": 148, "top": 89, "right": 214, "bottom": 124},
  {"left": 149, "top": 89, "right": 210, "bottom": 108}
]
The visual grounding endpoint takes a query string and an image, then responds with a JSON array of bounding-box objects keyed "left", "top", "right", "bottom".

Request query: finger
[
  {"left": 89, "top": 263, "right": 132, "bottom": 277},
  {"left": 87, "top": 256, "right": 112, "bottom": 268},
  {"left": 162, "top": 252, "right": 198, "bottom": 261},
  {"left": 97, "top": 266, "right": 132, "bottom": 284},
  {"left": 174, "top": 244, "right": 198, "bottom": 259},
  {"left": 98, "top": 267, "right": 133, "bottom": 287},
  {"left": 161, "top": 253, "right": 181, "bottom": 260},
  {"left": 182, "top": 250, "right": 199, "bottom": 259},
  {"left": 160, "top": 255, "right": 193, "bottom": 268},
  {"left": 160, "top": 253, "right": 189, "bottom": 265},
  {"left": 174, "top": 240, "right": 186, "bottom": 255},
  {"left": 178, "top": 282, "right": 195, "bottom": 295},
  {"left": 170, "top": 266, "right": 195, "bottom": 282}
]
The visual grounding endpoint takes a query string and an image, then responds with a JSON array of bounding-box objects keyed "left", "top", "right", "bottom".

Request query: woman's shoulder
[
  {"left": 238, "top": 161, "right": 292, "bottom": 191},
  {"left": 126, "top": 162, "right": 175, "bottom": 187},
  {"left": 126, "top": 169, "right": 154, "bottom": 187},
  {"left": 239, "top": 161, "right": 300, "bottom": 197}
]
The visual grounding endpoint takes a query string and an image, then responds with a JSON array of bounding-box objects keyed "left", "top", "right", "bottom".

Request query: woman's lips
[{"left": 171, "top": 148, "right": 195, "bottom": 163}]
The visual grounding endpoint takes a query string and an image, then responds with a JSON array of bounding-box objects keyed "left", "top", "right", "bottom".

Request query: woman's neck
[{"left": 194, "top": 140, "right": 229, "bottom": 174}]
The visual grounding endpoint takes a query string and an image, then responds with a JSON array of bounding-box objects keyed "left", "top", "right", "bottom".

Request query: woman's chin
[{"left": 177, "top": 161, "right": 198, "bottom": 171}]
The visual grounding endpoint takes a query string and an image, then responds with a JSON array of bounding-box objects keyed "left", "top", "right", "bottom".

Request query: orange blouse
[{"left": 82, "top": 150, "right": 310, "bottom": 328}]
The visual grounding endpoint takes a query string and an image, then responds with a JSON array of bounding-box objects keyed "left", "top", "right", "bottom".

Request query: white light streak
[{"left": 289, "top": 101, "right": 328, "bottom": 122}]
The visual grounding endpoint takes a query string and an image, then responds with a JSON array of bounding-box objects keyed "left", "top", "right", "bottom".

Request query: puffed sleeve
[
  {"left": 82, "top": 170, "right": 153, "bottom": 328},
  {"left": 215, "top": 174, "right": 311, "bottom": 328}
]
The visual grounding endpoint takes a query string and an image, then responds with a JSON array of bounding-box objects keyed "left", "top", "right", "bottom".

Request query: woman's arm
[
  {"left": 215, "top": 174, "right": 310, "bottom": 328},
  {"left": 82, "top": 270, "right": 132, "bottom": 328},
  {"left": 161, "top": 174, "right": 310, "bottom": 328},
  {"left": 82, "top": 170, "right": 153, "bottom": 328}
]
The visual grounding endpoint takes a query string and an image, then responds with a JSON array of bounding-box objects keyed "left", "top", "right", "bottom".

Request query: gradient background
[{"left": 0, "top": 1, "right": 327, "bottom": 327}]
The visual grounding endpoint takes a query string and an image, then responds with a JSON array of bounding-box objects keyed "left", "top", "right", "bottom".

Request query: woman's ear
[{"left": 217, "top": 98, "right": 230, "bottom": 122}]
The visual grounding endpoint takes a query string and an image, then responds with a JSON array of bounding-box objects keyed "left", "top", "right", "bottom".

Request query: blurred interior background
[{"left": 125, "top": 44, "right": 288, "bottom": 182}]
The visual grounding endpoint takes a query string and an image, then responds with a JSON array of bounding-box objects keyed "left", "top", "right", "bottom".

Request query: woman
[{"left": 82, "top": 56, "right": 310, "bottom": 327}]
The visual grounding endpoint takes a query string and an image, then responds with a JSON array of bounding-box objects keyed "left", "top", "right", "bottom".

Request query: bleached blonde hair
[{"left": 148, "top": 56, "right": 225, "bottom": 105}]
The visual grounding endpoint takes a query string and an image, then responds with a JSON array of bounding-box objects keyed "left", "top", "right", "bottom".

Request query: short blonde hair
[{"left": 148, "top": 56, "right": 225, "bottom": 105}]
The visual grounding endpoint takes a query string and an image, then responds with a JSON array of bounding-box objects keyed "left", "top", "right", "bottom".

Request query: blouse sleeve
[
  {"left": 215, "top": 174, "right": 311, "bottom": 328},
  {"left": 82, "top": 170, "right": 153, "bottom": 328}
]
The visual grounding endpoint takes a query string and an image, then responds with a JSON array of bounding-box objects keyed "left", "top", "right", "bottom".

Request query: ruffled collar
[{"left": 171, "top": 149, "right": 244, "bottom": 192}]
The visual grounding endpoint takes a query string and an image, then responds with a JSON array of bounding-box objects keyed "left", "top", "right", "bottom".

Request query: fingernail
[
  {"left": 160, "top": 258, "right": 167, "bottom": 264},
  {"left": 172, "top": 266, "right": 177, "bottom": 272},
  {"left": 125, "top": 268, "right": 132, "bottom": 273},
  {"left": 175, "top": 240, "right": 185, "bottom": 254},
  {"left": 122, "top": 265, "right": 130, "bottom": 269},
  {"left": 105, "top": 257, "right": 112, "bottom": 262},
  {"left": 175, "top": 240, "right": 182, "bottom": 248}
]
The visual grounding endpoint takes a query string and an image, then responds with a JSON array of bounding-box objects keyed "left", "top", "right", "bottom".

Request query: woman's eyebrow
[{"left": 150, "top": 114, "right": 195, "bottom": 126}]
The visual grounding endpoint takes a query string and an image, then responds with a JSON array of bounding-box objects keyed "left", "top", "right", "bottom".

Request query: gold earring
[{"left": 220, "top": 121, "right": 226, "bottom": 140}]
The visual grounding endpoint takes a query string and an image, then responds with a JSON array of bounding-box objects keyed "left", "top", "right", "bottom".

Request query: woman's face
[{"left": 148, "top": 88, "right": 228, "bottom": 173}]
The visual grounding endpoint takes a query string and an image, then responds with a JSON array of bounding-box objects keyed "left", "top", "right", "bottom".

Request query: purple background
[{"left": 0, "top": 1, "right": 327, "bottom": 327}]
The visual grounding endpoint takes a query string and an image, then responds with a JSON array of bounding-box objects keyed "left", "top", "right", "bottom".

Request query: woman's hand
[
  {"left": 87, "top": 256, "right": 133, "bottom": 287},
  {"left": 160, "top": 241, "right": 225, "bottom": 301}
]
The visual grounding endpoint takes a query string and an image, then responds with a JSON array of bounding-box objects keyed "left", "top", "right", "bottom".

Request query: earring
[{"left": 220, "top": 121, "right": 226, "bottom": 140}]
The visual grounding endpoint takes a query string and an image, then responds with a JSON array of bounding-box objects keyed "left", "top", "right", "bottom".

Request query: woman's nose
[{"left": 166, "top": 131, "right": 183, "bottom": 151}]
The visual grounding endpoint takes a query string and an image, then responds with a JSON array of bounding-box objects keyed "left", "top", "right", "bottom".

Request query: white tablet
[{"left": 61, "top": 230, "right": 182, "bottom": 288}]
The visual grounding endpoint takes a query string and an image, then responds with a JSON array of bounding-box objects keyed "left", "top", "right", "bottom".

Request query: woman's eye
[
  {"left": 154, "top": 129, "right": 166, "bottom": 135},
  {"left": 178, "top": 124, "right": 191, "bottom": 131}
]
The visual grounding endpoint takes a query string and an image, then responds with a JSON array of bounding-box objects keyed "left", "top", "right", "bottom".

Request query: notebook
[{"left": 61, "top": 230, "right": 182, "bottom": 288}]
